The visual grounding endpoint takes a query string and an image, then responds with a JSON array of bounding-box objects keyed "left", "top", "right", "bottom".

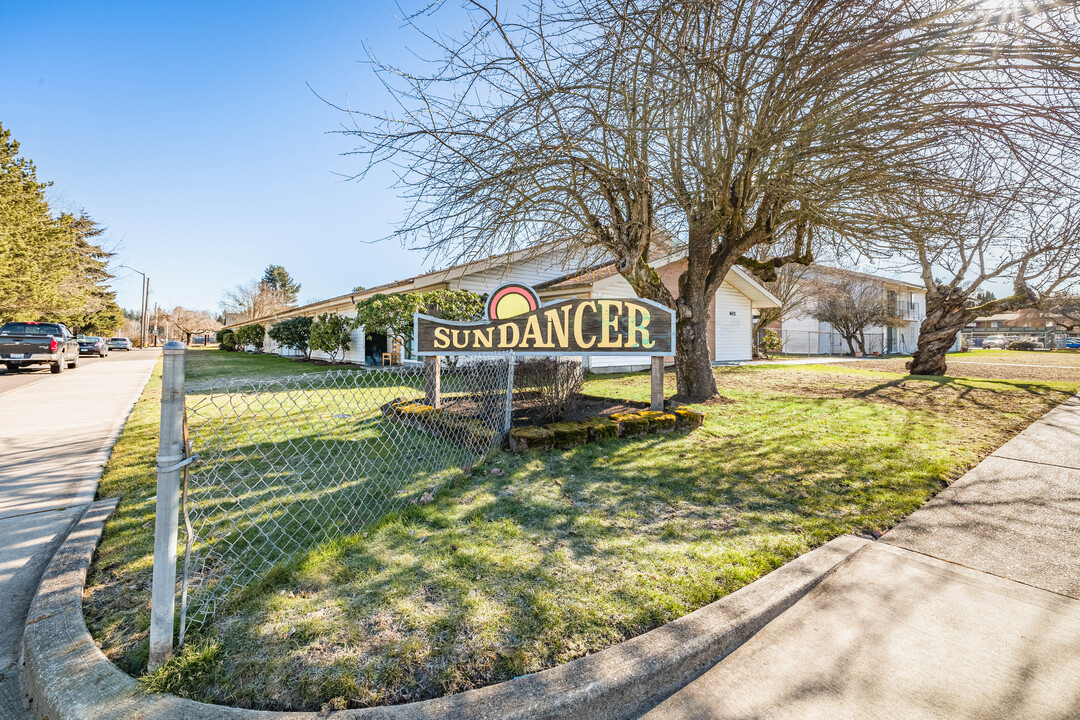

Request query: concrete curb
[{"left": 23, "top": 504, "right": 868, "bottom": 720}]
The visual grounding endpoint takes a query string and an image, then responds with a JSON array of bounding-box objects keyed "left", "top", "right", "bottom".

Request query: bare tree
[
  {"left": 167, "top": 307, "right": 222, "bottom": 344},
  {"left": 808, "top": 276, "right": 905, "bottom": 355},
  {"left": 220, "top": 279, "right": 291, "bottom": 323},
  {"left": 344, "top": 0, "right": 1080, "bottom": 400},
  {"left": 748, "top": 254, "right": 814, "bottom": 357},
  {"left": 887, "top": 155, "right": 1080, "bottom": 375}
]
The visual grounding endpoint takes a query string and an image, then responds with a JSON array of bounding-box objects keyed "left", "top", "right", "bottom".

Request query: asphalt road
[
  {"left": 0, "top": 349, "right": 141, "bottom": 397},
  {"left": 0, "top": 348, "right": 159, "bottom": 719}
]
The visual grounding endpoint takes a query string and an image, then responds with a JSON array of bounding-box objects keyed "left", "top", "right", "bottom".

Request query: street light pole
[
  {"left": 143, "top": 279, "right": 151, "bottom": 348},
  {"left": 119, "top": 264, "right": 148, "bottom": 348}
]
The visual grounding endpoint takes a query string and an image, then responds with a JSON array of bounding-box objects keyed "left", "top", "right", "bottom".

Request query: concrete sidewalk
[
  {"left": 0, "top": 350, "right": 158, "bottom": 720},
  {"left": 646, "top": 393, "right": 1080, "bottom": 719}
]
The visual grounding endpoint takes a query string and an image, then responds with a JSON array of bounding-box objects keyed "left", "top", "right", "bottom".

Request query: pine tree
[
  {"left": 0, "top": 123, "right": 122, "bottom": 331},
  {"left": 260, "top": 265, "right": 301, "bottom": 305}
]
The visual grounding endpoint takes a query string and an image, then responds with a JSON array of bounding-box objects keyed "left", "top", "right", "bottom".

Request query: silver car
[
  {"left": 982, "top": 334, "right": 1009, "bottom": 349},
  {"left": 107, "top": 337, "right": 133, "bottom": 351}
]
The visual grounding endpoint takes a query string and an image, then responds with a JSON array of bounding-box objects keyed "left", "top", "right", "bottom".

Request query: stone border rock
[{"left": 24, "top": 499, "right": 869, "bottom": 720}]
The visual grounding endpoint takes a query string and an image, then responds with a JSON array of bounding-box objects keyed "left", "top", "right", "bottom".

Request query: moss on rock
[
  {"left": 673, "top": 407, "right": 706, "bottom": 430},
  {"left": 584, "top": 417, "right": 619, "bottom": 442},
  {"left": 610, "top": 412, "right": 649, "bottom": 438},
  {"left": 509, "top": 425, "right": 555, "bottom": 453},
  {"left": 545, "top": 421, "right": 590, "bottom": 449},
  {"left": 639, "top": 410, "right": 677, "bottom": 433}
]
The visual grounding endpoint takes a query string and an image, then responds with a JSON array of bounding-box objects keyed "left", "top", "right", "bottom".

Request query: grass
[{"left": 86, "top": 350, "right": 1080, "bottom": 711}]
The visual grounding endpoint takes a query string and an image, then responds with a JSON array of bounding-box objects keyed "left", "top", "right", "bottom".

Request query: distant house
[
  {"left": 777, "top": 267, "right": 927, "bottom": 355},
  {"left": 224, "top": 244, "right": 780, "bottom": 371},
  {"left": 970, "top": 313, "right": 1021, "bottom": 330}
]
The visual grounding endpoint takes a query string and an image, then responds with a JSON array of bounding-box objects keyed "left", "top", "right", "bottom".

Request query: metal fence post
[
  {"left": 425, "top": 303, "right": 442, "bottom": 408},
  {"left": 149, "top": 340, "right": 186, "bottom": 671},
  {"left": 503, "top": 351, "right": 516, "bottom": 436}
]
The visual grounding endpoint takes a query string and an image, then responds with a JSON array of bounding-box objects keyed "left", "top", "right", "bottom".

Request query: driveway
[{"left": 0, "top": 349, "right": 158, "bottom": 719}]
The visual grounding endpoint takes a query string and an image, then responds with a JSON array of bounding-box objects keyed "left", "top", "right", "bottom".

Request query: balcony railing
[{"left": 894, "top": 301, "right": 921, "bottom": 320}]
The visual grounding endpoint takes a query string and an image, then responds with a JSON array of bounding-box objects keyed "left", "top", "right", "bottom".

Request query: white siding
[
  {"left": 452, "top": 249, "right": 599, "bottom": 293},
  {"left": 586, "top": 273, "right": 758, "bottom": 369},
  {"left": 713, "top": 284, "right": 753, "bottom": 361},
  {"left": 585, "top": 274, "right": 651, "bottom": 372}
]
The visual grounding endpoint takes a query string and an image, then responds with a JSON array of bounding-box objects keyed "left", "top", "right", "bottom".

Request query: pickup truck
[{"left": 0, "top": 321, "right": 80, "bottom": 373}]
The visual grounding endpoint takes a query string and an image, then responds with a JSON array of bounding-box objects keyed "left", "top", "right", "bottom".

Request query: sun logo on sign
[{"left": 486, "top": 283, "right": 540, "bottom": 321}]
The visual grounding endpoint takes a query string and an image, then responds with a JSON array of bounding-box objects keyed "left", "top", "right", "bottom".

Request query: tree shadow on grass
[{"left": 183, "top": 399, "right": 953, "bottom": 710}]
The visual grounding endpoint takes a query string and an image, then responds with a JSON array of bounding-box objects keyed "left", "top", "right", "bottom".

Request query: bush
[
  {"left": 758, "top": 329, "right": 782, "bottom": 357},
  {"left": 515, "top": 358, "right": 584, "bottom": 422},
  {"left": 217, "top": 329, "right": 239, "bottom": 352},
  {"left": 235, "top": 323, "right": 265, "bottom": 351},
  {"left": 1007, "top": 340, "right": 1037, "bottom": 351},
  {"left": 268, "top": 316, "right": 313, "bottom": 359},
  {"left": 309, "top": 313, "right": 354, "bottom": 363}
]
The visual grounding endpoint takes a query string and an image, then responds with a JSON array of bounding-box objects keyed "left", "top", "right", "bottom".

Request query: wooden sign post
[{"left": 651, "top": 356, "right": 665, "bottom": 411}]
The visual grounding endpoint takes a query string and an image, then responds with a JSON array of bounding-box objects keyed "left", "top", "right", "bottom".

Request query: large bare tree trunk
[
  {"left": 674, "top": 299, "right": 717, "bottom": 401},
  {"left": 908, "top": 298, "right": 968, "bottom": 375}
]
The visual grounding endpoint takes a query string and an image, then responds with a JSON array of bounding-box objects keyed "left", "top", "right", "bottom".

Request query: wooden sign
[{"left": 414, "top": 283, "right": 675, "bottom": 356}]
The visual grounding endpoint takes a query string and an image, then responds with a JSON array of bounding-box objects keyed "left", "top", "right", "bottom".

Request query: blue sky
[{"left": 2, "top": 1, "right": 454, "bottom": 313}]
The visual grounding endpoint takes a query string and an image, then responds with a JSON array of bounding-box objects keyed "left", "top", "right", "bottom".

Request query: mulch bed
[
  {"left": 439, "top": 391, "right": 647, "bottom": 427},
  {"left": 511, "top": 394, "right": 649, "bottom": 426}
]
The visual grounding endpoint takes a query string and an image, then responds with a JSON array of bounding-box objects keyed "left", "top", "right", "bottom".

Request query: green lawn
[{"left": 85, "top": 350, "right": 1079, "bottom": 711}]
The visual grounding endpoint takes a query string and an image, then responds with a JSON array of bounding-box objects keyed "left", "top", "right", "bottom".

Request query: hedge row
[{"left": 509, "top": 407, "right": 705, "bottom": 453}]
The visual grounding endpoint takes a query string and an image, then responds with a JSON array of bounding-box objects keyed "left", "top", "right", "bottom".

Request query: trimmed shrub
[
  {"left": 268, "top": 316, "right": 313, "bottom": 359},
  {"left": 610, "top": 412, "right": 649, "bottom": 438},
  {"left": 545, "top": 421, "right": 590, "bottom": 449},
  {"left": 217, "top": 329, "right": 239, "bottom": 352},
  {"left": 309, "top": 313, "right": 354, "bottom": 363},
  {"left": 1007, "top": 340, "right": 1038, "bottom": 351},
  {"left": 516, "top": 358, "right": 584, "bottom": 423},
  {"left": 235, "top": 323, "right": 265, "bottom": 351},
  {"left": 673, "top": 407, "right": 706, "bottom": 430},
  {"left": 639, "top": 410, "right": 677, "bottom": 433},
  {"left": 509, "top": 426, "right": 555, "bottom": 453}
]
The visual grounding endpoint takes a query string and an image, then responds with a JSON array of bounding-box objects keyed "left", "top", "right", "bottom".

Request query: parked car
[
  {"left": 0, "top": 321, "right": 80, "bottom": 373},
  {"left": 107, "top": 337, "right": 133, "bottom": 351},
  {"left": 77, "top": 335, "right": 109, "bottom": 357},
  {"left": 982, "top": 334, "right": 1010, "bottom": 349}
]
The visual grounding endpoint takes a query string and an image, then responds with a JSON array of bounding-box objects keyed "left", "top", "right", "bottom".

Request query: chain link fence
[
  {"left": 778, "top": 329, "right": 887, "bottom": 356},
  {"left": 177, "top": 357, "right": 511, "bottom": 642}
]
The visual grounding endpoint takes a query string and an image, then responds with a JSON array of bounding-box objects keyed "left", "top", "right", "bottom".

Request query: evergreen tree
[
  {"left": 0, "top": 123, "right": 122, "bottom": 331},
  {"left": 260, "top": 264, "right": 301, "bottom": 305}
]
